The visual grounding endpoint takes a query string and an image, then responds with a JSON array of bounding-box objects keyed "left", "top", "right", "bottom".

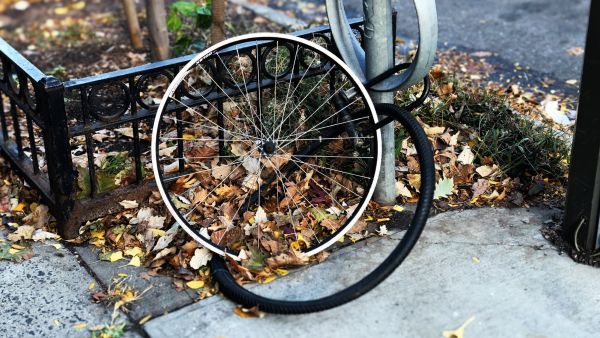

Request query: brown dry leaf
[
  {"left": 395, "top": 181, "right": 412, "bottom": 198},
  {"left": 23, "top": 204, "right": 50, "bottom": 228},
  {"left": 233, "top": 306, "right": 265, "bottom": 318},
  {"left": 7, "top": 225, "right": 35, "bottom": 241},
  {"left": 407, "top": 174, "right": 421, "bottom": 191},
  {"left": 189, "top": 146, "right": 218, "bottom": 158},
  {"left": 471, "top": 179, "right": 489, "bottom": 199},
  {"left": 425, "top": 126, "right": 445, "bottom": 136},
  {"left": 348, "top": 219, "right": 368, "bottom": 234},
  {"left": 265, "top": 251, "right": 308, "bottom": 269}
]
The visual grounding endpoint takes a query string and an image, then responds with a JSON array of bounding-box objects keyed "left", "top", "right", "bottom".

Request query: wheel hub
[{"left": 261, "top": 140, "right": 276, "bottom": 155}]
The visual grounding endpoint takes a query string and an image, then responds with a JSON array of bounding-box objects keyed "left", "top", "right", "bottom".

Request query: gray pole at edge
[{"left": 365, "top": 0, "right": 397, "bottom": 205}]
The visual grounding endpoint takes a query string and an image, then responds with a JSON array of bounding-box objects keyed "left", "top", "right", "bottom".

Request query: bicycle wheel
[{"left": 151, "top": 33, "right": 382, "bottom": 260}]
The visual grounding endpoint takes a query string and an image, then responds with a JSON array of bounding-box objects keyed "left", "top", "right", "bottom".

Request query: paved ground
[
  {"left": 269, "top": 0, "right": 590, "bottom": 82},
  {"left": 3, "top": 207, "right": 600, "bottom": 337},
  {"left": 0, "top": 242, "right": 135, "bottom": 338},
  {"left": 143, "top": 207, "right": 600, "bottom": 338}
]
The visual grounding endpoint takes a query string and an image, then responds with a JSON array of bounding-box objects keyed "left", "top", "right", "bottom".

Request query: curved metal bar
[{"left": 326, "top": 0, "right": 438, "bottom": 92}]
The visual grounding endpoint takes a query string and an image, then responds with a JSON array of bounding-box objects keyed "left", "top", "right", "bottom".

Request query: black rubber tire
[{"left": 210, "top": 103, "right": 435, "bottom": 314}]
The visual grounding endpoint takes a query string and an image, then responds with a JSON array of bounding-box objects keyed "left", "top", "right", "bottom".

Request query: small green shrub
[{"left": 167, "top": 0, "right": 213, "bottom": 56}]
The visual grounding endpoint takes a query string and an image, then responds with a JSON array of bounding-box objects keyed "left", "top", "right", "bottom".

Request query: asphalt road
[{"left": 277, "top": 0, "right": 591, "bottom": 82}]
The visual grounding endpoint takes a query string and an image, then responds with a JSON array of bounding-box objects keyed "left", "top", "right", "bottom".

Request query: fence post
[
  {"left": 364, "top": 0, "right": 396, "bottom": 205},
  {"left": 38, "top": 76, "right": 75, "bottom": 238}
]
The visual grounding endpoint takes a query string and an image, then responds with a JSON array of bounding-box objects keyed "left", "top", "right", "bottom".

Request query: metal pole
[
  {"left": 364, "top": 0, "right": 396, "bottom": 204},
  {"left": 563, "top": 0, "right": 600, "bottom": 251}
]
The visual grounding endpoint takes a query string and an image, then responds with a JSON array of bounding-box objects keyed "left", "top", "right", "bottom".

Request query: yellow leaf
[
  {"left": 110, "top": 251, "right": 123, "bottom": 262},
  {"left": 118, "top": 273, "right": 128, "bottom": 277},
  {"left": 392, "top": 205, "right": 405, "bottom": 212},
  {"left": 53, "top": 319, "right": 60, "bottom": 326},
  {"left": 54, "top": 7, "right": 69, "bottom": 15},
  {"left": 183, "top": 134, "right": 195, "bottom": 139},
  {"left": 443, "top": 316, "right": 476, "bottom": 338},
  {"left": 186, "top": 280, "right": 205, "bottom": 289},
  {"left": 376, "top": 218, "right": 390, "bottom": 222},
  {"left": 364, "top": 215, "right": 374, "bottom": 221},
  {"left": 139, "top": 315, "right": 152, "bottom": 325},
  {"left": 73, "top": 323, "right": 87, "bottom": 330},
  {"left": 12, "top": 203, "right": 26, "bottom": 212},
  {"left": 259, "top": 276, "right": 277, "bottom": 284},
  {"left": 274, "top": 268, "right": 288, "bottom": 276},
  {"left": 52, "top": 243, "right": 62, "bottom": 250},
  {"left": 149, "top": 229, "right": 166, "bottom": 237},
  {"left": 88, "top": 282, "right": 95, "bottom": 290},
  {"left": 91, "top": 229, "right": 105, "bottom": 239},
  {"left": 472, "top": 256, "right": 481, "bottom": 264},
  {"left": 124, "top": 247, "right": 144, "bottom": 257},
  {"left": 8, "top": 248, "right": 19, "bottom": 254},
  {"left": 72, "top": 1, "right": 86, "bottom": 10},
  {"left": 128, "top": 256, "right": 141, "bottom": 267},
  {"left": 11, "top": 244, "right": 25, "bottom": 250}
]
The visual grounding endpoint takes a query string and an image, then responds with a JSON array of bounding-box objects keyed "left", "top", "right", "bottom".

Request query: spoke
[
  {"left": 169, "top": 95, "right": 256, "bottom": 141},
  {"left": 277, "top": 97, "right": 361, "bottom": 150},
  {"left": 276, "top": 44, "right": 301, "bottom": 142},
  {"left": 255, "top": 41, "right": 265, "bottom": 137},
  {"left": 269, "top": 65, "right": 337, "bottom": 140},
  {"left": 184, "top": 153, "right": 251, "bottom": 218},
  {"left": 162, "top": 158, "right": 245, "bottom": 182},
  {"left": 182, "top": 67, "right": 264, "bottom": 140},
  {"left": 286, "top": 154, "right": 348, "bottom": 212},
  {"left": 287, "top": 158, "right": 363, "bottom": 198},
  {"left": 286, "top": 156, "right": 370, "bottom": 179},
  {"left": 265, "top": 157, "right": 320, "bottom": 244},
  {"left": 161, "top": 137, "right": 254, "bottom": 142},
  {"left": 179, "top": 78, "right": 253, "bottom": 137},
  {"left": 163, "top": 116, "right": 259, "bottom": 141},
  {"left": 279, "top": 116, "right": 368, "bottom": 142},
  {"left": 275, "top": 154, "right": 374, "bottom": 159},
  {"left": 214, "top": 51, "right": 265, "bottom": 139},
  {"left": 276, "top": 136, "right": 374, "bottom": 143},
  {"left": 276, "top": 79, "right": 349, "bottom": 146}
]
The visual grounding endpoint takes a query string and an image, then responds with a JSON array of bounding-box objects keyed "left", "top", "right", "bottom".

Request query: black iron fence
[{"left": 0, "top": 21, "right": 365, "bottom": 238}]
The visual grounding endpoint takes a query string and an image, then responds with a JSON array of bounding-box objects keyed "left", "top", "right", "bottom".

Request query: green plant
[
  {"left": 414, "top": 77, "right": 570, "bottom": 179},
  {"left": 167, "top": 0, "right": 213, "bottom": 56}
]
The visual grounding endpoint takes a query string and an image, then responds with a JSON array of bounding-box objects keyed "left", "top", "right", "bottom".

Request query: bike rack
[{"left": 326, "top": 0, "right": 437, "bottom": 92}]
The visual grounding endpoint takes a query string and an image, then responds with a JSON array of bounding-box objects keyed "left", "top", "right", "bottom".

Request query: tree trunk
[
  {"left": 211, "top": 0, "right": 226, "bottom": 44},
  {"left": 145, "top": 0, "right": 170, "bottom": 60},
  {"left": 121, "top": 0, "right": 143, "bottom": 50}
]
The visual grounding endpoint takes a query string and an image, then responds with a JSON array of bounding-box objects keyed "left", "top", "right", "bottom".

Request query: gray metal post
[{"left": 364, "top": 0, "right": 396, "bottom": 204}]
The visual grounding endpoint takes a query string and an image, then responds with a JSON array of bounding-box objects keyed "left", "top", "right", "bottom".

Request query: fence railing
[{"left": 0, "top": 20, "right": 365, "bottom": 238}]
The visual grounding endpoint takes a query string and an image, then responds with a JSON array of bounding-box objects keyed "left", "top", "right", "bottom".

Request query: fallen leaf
[
  {"left": 567, "top": 47, "right": 584, "bottom": 56},
  {"left": 119, "top": 200, "right": 139, "bottom": 209},
  {"left": 186, "top": 280, "right": 205, "bottom": 289},
  {"left": 457, "top": 146, "right": 475, "bottom": 165},
  {"left": 128, "top": 256, "right": 141, "bottom": 267},
  {"left": 475, "top": 165, "right": 495, "bottom": 178},
  {"left": 395, "top": 181, "right": 412, "bottom": 198},
  {"left": 471, "top": 179, "right": 489, "bottom": 199},
  {"left": 233, "top": 306, "right": 265, "bottom": 318},
  {"left": 190, "top": 248, "right": 212, "bottom": 269},
  {"left": 7, "top": 225, "right": 35, "bottom": 241},
  {"left": 139, "top": 315, "right": 152, "bottom": 325},
  {"left": 442, "top": 316, "right": 476, "bottom": 338},
  {"left": 32, "top": 230, "right": 60, "bottom": 242},
  {"left": 434, "top": 177, "right": 454, "bottom": 200}
]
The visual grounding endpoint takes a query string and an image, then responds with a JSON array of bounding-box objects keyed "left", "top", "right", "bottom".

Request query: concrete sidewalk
[
  {"left": 3, "top": 207, "right": 600, "bottom": 337},
  {"left": 143, "top": 207, "right": 600, "bottom": 338}
]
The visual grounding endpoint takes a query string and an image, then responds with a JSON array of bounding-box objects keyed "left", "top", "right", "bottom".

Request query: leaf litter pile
[{"left": 0, "top": 0, "right": 581, "bottom": 330}]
